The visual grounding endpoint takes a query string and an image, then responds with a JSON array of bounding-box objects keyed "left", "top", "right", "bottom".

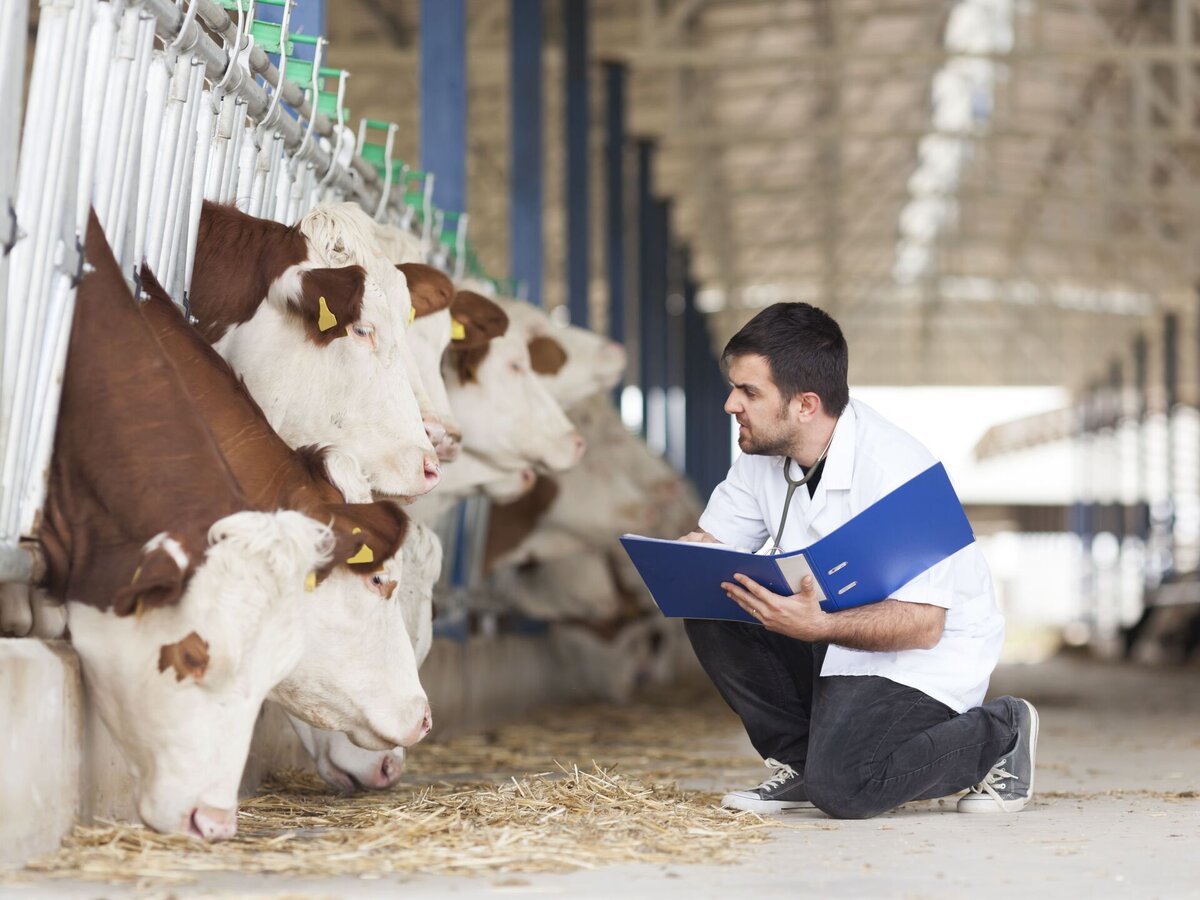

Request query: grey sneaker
[
  {"left": 957, "top": 698, "right": 1040, "bottom": 813},
  {"left": 721, "top": 758, "right": 814, "bottom": 813}
]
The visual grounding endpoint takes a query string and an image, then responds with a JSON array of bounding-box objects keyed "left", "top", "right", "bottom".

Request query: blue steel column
[
  {"left": 604, "top": 62, "right": 627, "bottom": 402},
  {"left": 420, "top": 0, "right": 467, "bottom": 213},
  {"left": 563, "top": 0, "right": 589, "bottom": 327},
  {"left": 510, "top": 0, "right": 544, "bottom": 306},
  {"left": 635, "top": 139, "right": 655, "bottom": 439}
]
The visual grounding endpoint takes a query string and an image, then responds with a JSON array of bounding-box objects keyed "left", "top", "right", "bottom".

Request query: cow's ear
[
  {"left": 326, "top": 500, "right": 410, "bottom": 574},
  {"left": 398, "top": 263, "right": 454, "bottom": 319},
  {"left": 528, "top": 335, "right": 568, "bottom": 375},
  {"left": 449, "top": 291, "right": 508, "bottom": 350},
  {"left": 158, "top": 631, "right": 210, "bottom": 682},
  {"left": 112, "top": 539, "right": 192, "bottom": 616},
  {"left": 290, "top": 265, "right": 367, "bottom": 345}
]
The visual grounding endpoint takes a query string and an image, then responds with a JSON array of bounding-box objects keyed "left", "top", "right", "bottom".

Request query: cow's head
[
  {"left": 286, "top": 521, "right": 443, "bottom": 792},
  {"left": 497, "top": 298, "right": 628, "bottom": 409},
  {"left": 66, "top": 510, "right": 331, "bottom": 839},
  {"left": 445, "top": 292, "right": 585, "bottom": 472},
  {"left": 398, "top": 263, "right": 462, "bottom": 461},
  {"left": 216, "top": 259, "right": 439, "bottom": 500},
  {"left": 269, "top": 498, "right": 430, "bottom": 751}
]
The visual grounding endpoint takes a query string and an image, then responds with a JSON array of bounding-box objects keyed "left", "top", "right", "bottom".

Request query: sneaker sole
[
  {"left": 721, "top": 793, "right": 814, "bottom": 814},
  {"left": 958, "top": 698, "right": 1040, "bottom": 814}
]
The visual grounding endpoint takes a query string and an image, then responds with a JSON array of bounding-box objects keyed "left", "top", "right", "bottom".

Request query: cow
[
  {"left": 408, "top": 450, "right": 537, "bottom": 525},
  {"left": 297, "top": 203, "right": 457, "bottom": 460},
  {"left": 396, "top": 261, "right": 461, "bottom": 461},
  {"left": 287, "top": 520, "right": 444, "bottom": 791},
  {"left": 40, "top": 213, "right": 332, "bottom": 840},
  {"left": 138, "top": 272, "right": 431, "bottom": 751},
  {"left": 444, "top": 292, "right": 585, "bottom": 473},
  {"left": 490, "top": 297, "right": 627, "bottom": 410},
  {"left": 190, "top": 202, "right": 438, "bottom": 502}
]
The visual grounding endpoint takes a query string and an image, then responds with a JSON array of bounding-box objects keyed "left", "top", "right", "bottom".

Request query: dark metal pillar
[
  {"left": 420, "top": 0, "right": 467, "bottom": 213},
  {"left": 1133, "top": 333, "right": 1150, "bottom": 541},
  {"left": 635, "top": 138, "right": 656, "bottom": 440},
  {"left": 604, "top": 62, "right": 627, "bottom": 402},
  {"left": 1162, "top": 312, "right": 1179, "bottom": 570},
  {"left": 510, "top": 0, "right": 544, "bottom": 305},
  {"left": 563, "top": 0, "right": 589, "bottom": 326}
]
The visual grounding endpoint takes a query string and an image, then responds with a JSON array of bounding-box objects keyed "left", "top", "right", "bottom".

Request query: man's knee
[
  {"left": 805, "top": 758, "right": 893, "bottom": 820},
  {"left": 684, "top": 618, "right": 757, "bottom": 656}
]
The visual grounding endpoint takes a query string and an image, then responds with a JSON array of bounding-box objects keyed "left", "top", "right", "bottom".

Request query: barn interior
[{"left": 2, "top": 1, "right": 1199, "bottom": 897}]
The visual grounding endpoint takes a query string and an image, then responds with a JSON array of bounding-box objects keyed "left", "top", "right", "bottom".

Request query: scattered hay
[
  {"left": 16, "top": 765, "right": 772, "bottom": 885},
  {"left": 8, "top": 687, "right": 778, "bottom": 886}
]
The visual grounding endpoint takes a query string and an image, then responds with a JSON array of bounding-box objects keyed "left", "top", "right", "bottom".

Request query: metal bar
[
  {"left": 420, "top": 0, "right": 467, "bottom": 213},
  {"left": 604, "top": 62, "right": 627, "bottom": 397},
  {"left": 635, "top": 138, "right": 654, "bottom": 441},
  {"left": 563, "top": 0, "right": 589, "bottom": 326},
  {"left": 509, "top": 0, "right": 543, "bottom": 306}
]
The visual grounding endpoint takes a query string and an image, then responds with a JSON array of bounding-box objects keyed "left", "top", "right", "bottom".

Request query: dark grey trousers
[{"left": 685, "top": 619, "right": 1021, "bottom": 819}]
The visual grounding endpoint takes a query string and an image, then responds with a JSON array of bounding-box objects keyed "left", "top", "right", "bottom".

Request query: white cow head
[
  {"left": 398, "top": 263, "right": 461, "bottom": 461},
  {"left": 214, "top": 263, "right": 439, "bottom": 501},
  {"left": 495, "top": 298, "right": 627, "bottom": 409},
  {"left": 66, "top": 511, "right": 331, "bottom": 839},
  {"left": 288, "top": 522, "right": 443, "bottom": 791},
  {"left": 269, "top": 499, "right": 429, "bottom": 751},
  {"left": 445, "top": 292, "right": 584, "bottom": 473}
]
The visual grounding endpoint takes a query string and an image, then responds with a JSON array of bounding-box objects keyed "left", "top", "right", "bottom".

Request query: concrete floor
[{"left": 3, "top": 652, "right": 1199, "bottom": 899}]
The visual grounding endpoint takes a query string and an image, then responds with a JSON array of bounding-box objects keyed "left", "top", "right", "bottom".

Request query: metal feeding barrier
[{"left": 0, "top": 0, "right": 496, "bottom": 584}]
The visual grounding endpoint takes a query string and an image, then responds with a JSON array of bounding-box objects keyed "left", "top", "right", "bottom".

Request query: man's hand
[
  {"left": 721, "top": 573, "right": 827, "bottom": 641},
  {"left": 678, "top": 528, "right": 721, "bottom": 544}
]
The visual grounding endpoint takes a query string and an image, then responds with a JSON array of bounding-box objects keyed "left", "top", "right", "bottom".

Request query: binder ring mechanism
[{"left": 827, "top": 561, "right": 857, "bottom": 596}]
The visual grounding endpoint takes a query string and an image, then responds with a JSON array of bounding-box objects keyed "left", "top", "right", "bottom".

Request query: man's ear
[{"left": 792, "top": 391, "right": 823, "bottom": 422}]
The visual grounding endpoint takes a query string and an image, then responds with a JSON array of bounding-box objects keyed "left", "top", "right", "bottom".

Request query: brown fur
[
  {"left": 158, "top": 631, "right": 210, "bottom": 682},
  {"left": 190, "top": 202, "right": 367, "bottom": 347},
  {"left": 483, "top": 475, "right": 561, "bottom": 572},
  {"left": 447, "top": 291, "right": 509, "bottom": 383},
  {"left": 37, "top": 213, "right": 248, "bottom": 613},
  {"left": 398, "top": 263, "right": 454, "bottom": 318},
  {"left": 138, "top": 269, "right": 408, "bottom": 581},
  {"left": 528, "top": 335, "right": 568, "bottom": 375}
]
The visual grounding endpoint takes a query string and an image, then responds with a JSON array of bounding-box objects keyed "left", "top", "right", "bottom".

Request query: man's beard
[{"left": 737, "top": 419, "right": 792, "bottom": 456}]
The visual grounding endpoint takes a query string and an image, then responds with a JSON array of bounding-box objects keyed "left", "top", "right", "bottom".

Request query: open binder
[{"left": 619, "top": 462, "right": 975, "bottom": 621}]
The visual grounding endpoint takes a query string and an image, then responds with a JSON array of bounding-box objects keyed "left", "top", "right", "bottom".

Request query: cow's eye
[
  {"left": 371, "top": 574, "right": 383, "bottom": 586},
  {"left": 509, "top": 361, "right": 523, "bottom": 374},
  {"left": 353, "top": 324, "right": 374, "bottom": 338}
]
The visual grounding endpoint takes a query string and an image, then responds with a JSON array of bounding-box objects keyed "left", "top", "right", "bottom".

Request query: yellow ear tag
[
  {"left": 408, "top": 306, "right": 417, "bottom": 324},
  {"left": 450, "top": 318, "right": 466, "bottom": 341},
  {"left": 346, "top": 543, "right": 375, "bottom": 565},
  {"left": 317, "top": 296, "right": 338, "bottom": 332},
  {"left": 352, "top": 527, "right": 362, "bottom": 535},
  {"left": 304, "top": 571, "right": 317, "bottom": 592}
]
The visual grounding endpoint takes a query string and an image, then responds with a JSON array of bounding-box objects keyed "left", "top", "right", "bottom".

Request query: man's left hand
[{"left": 721, "top": 573, "right": 827, "bottom": 641}]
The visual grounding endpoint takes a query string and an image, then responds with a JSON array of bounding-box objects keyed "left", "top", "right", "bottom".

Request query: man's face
[{"left": 724, "top": 354, "right": 794, "bottom": 456}]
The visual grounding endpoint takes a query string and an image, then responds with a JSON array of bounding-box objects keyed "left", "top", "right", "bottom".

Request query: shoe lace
[
  {"left": 966, "top": 757, "right": 1015, "bottom": 804},
  {"left": 758, "top": 758, "right": 799, "bottom": 791}
]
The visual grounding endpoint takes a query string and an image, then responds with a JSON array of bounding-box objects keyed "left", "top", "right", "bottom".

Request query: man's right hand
[{"left": 678, "top": 528, "right": 721, "bottom": 544}]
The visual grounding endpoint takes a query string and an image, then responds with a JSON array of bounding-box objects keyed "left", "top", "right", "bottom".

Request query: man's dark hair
[{"left": 722, "top": 302, "right": 849, "bottom": 416}]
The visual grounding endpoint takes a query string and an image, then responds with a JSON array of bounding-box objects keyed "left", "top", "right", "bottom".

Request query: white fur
[
  {"left": 288, "top": 522, "right": 442, "bottom": 791},
  {"left": 408, "top": 451, "right": 532, "bottom": 525},
  {"left": 374, "top": 222, "right": 430, "bottom": 265},
  {"left": 495, "top": 298, "right": 628, "bottom": 409},
  {"left": 144, "top": 532, "right": 191, "bottom": 572},
  {"left": 67, "top": 510, "right": 330, "bottom": 837},
  {"left": 444, "top": 328, "right": 582, "bottom": 472},
  {"left": 405, "top": 310, "right": 460, "bottom": 451}
]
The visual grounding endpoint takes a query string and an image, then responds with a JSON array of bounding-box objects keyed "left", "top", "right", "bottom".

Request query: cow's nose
[
  {"left": 401, "top": 703, "right": 433, "bottom": 747},
  {"left": 423, "top": 417, "right": 447, "bottom": 448},
  {"left": 188, "top": 805, "right": 237, "bottom": 842},
  {"left": 435, "top": 431, "right": 461, "bottom": 463},
  {"left": 419, "top": 454, "right": 441, "bottom": 493},
  {"left": 373, "top": 754, "right": 405, "bottom": 790},
  {"left": 519, "top": 468, "right": 536, "bottom": 490},
  {"left": 571, "top": 433, "right": 587, "bottom": 462}
]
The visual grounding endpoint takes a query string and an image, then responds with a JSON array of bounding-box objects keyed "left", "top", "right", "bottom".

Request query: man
[{"left": 681, "top": 302, "right": 1036, "bottom": 819}]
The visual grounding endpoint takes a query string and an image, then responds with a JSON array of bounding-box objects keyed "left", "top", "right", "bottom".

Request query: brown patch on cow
[
  {"left": 398, "top": 263, "right": 454, "bottom": 318},
  {"left": 293, "top": 444, "right": 334, "bottom": 483},
  {"left": 190, "top": 202, "right": 309, "bottom": 342},
  {"left": 111, "top": 538, "right": 192, "bottom": 617},
  {"left": 158, "top": 631, "right": 210, "bottom": 682},
  {"left": 483, "top": 475, "right": 560, "bottom": 572},
  {"left": 37, "top": 215, "right": 246, "bottom": 613},
  {"left": 528, "top": 335, "right": 567, "bottom": 375},
  {"left": 447, "top": 291, "right": 509, "bottom": 383},
  {"left": 326, "top": 500, "right": 410, "bottom": 576},
  {"left": 287, "top": 266, "right": 367, "bottom": 346}
]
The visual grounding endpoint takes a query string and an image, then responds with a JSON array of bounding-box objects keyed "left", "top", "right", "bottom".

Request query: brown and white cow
[
  {"left": 138, "top": 273, "right": 431, "bottom": 751},
  {"left": 444, "top": 292, "right": 585, "bottom": 473},
  {"left": 40, "top": 214, "right": 332, "bottom": 840},
  {"left": 396, "top": 261, "right": 462, "bottom": 461},
  {"left": 190, "top": 202, "right": 438, "bottom": 502}
]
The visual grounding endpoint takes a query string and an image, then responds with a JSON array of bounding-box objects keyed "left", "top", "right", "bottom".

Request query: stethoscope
[{"left": 768, "top": 422, "right": 839, "bottom": 555}]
